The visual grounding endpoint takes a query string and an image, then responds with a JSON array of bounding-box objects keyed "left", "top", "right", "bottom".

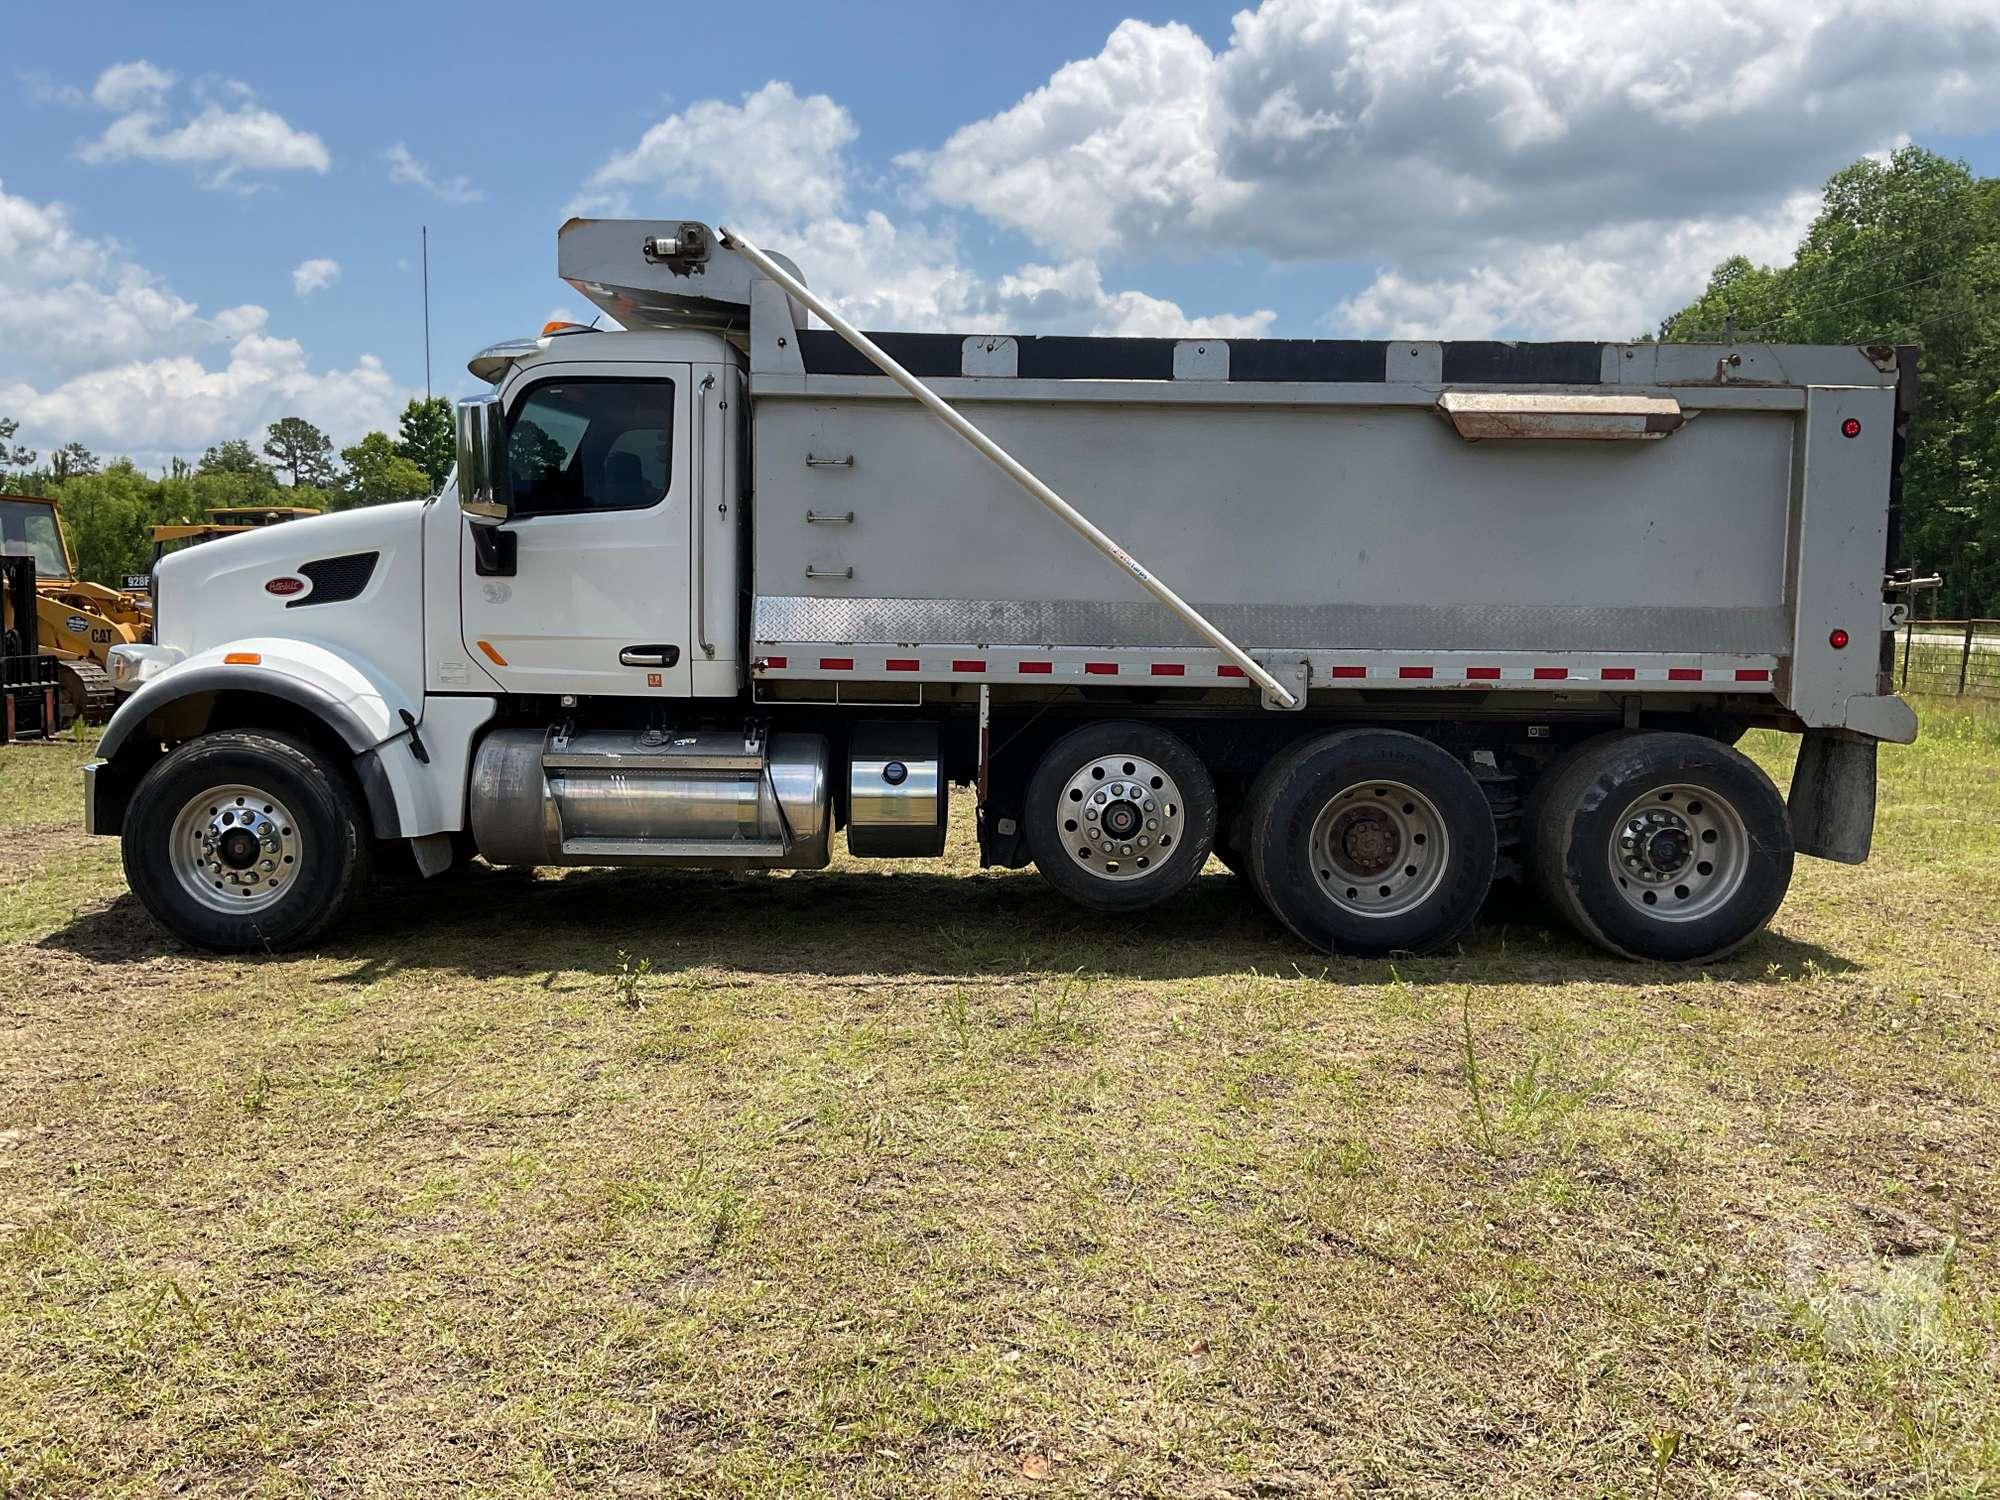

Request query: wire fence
[{"left": 1899, "top": 619, "right": 2000, "bottom": 698}]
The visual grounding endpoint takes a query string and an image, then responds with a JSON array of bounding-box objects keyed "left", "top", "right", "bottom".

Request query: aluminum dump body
[{"left": 746, "top": 334, "right": 1911, "bottom": 737}]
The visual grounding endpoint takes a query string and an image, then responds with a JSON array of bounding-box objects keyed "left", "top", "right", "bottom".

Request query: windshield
[{"left": 0, "top": 499, "right": 69, "bottom": 579}]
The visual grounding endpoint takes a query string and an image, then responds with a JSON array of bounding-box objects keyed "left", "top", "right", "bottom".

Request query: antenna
[{"left": 422, "top": 225, "right": 432, "bottom": 404}]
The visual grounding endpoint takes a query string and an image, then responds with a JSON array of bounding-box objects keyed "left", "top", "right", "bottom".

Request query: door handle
[{"left": 619, "top": 645, "right": 682, "bottom": 668}]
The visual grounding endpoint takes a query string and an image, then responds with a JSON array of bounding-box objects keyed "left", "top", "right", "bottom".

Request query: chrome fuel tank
[{"left": 471, "top": 726, "right": 829, "bottom": 869}]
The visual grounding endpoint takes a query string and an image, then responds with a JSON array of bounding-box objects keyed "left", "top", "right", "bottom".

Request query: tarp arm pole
[{"left": 717, "top": 225, "right": 1300, "bottom": 710}]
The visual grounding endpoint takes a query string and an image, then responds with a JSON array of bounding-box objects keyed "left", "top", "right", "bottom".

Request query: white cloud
[
  {"left": 0, "top": 181, "right": 409, "bottom": 468},
  {"left": 575, "top": 81, "right": 856, "bottom": 220},
  {"left": 900, "top": 21, "right": 1233, "bottom": 259},
  {"left": 1, "top": 334, "right": 406, "bottom": 471},
  {"left": 989, "top": 260, "right": 1274, "bottom": 338},
  {"left": 73, "top": 62, "right": 329, "bottom": 189},
  {"left": 385, "top": 143, "right": 482, "bottom": 205},
  {"left": 710, "top": 210, "right": 1273, "bottom": 338},
  {"left": 0, "top": 180, "right": 217, "bottom": 377},
  {"left": 575, "top": 83, "right": 1272, "bottom": 338},
  {"left": 18, "top": 70, "right": 87, "bottom": 107},
  {"left": 909, "top": 0, "right": 2000, "bottom": 334},
  {"left": 1334, "top": 193, "right": 1823, "bottom": 339},
  {"left": 91, "top": 60, "right": 175, "bottom": 112},
  {"left": 291, "top": 257, "right": 341, "bottom": 298}
]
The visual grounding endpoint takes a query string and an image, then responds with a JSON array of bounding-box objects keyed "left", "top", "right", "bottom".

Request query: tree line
[
  {"left": 0, "top": 399, "right": 453, "bottom": 585},
  {"left": 1660, "top": 146, "right": 2000, "bottom": 619}
]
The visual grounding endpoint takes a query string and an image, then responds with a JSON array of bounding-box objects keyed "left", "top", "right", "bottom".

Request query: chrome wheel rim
[
  {"left": 168, "top": 784, "right": 304, "bottom": 914},
  {"left": 1606, "top": 783, "right": 1749, "bottom": 922},
  {"left": 1057, "top": 753, "right": 1185, "bottom": 881},
  {"left": 1308, "top": 779, "right": 1450, "bottom": 918}
]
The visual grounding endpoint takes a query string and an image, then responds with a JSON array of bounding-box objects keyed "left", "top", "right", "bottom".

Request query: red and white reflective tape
[{"left": 752, "top": 648, "right": 1779, "bottom": 690}]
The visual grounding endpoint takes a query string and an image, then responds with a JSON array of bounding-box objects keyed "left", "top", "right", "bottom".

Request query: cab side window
[{"left": 507, "top": 379, "right": 675, "bottom": 516}]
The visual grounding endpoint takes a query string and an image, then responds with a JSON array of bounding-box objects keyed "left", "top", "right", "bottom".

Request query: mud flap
[{"left": 1788, "top": 731, "right": 1876, "bottom": 864}]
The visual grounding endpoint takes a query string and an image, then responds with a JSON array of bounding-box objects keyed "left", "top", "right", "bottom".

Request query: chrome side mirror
[{"left": 456, "top": 394, "right": 513, "bottom": 523}]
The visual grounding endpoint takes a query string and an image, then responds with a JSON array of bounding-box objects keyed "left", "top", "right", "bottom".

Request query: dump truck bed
[{"left": 744, "top": 333, "right": 1910, "bottom": 736}]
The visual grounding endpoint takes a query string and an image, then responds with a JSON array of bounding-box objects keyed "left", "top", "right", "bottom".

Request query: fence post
[
  {"left": 1959, "top": 619, "right": 1976, "bottom": 696},
  {"left": 1902, "top": 611, "right": 1914, "bottom": 689}
]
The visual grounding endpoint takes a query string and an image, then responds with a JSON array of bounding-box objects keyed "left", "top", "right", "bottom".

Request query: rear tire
[
  {"left": 1532, "top": 731, "right": 1792, "bottom": 962},
  {"left": 1244, "top": 729, "right": 1495, "bottom": 956},
  {"left": 123, "top": 730, "right": 371, "bottom": 952},
  {"left": 1025, "top": 721, "right": 1217, "bottom": 912}
]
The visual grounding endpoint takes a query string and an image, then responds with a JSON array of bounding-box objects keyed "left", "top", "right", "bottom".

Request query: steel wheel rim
[
  {"left": 1606, "top": 782, "right": 1749, "bottom": 922},
  {"left": 1308, "top": 779, "right": 1450, "bottom": 918},
  {"left": 1058, "top": 753, "right": 1185, "bottom": 882},
  {"left": 168, "top": 784, "right": 305, "bottom": 914}
]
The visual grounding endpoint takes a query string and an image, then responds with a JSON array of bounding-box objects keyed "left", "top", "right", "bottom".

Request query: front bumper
[{"left": 107, "top": 643, "right": 183, "bottom": 694}]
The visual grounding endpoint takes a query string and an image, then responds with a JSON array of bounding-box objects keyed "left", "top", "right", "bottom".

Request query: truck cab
[{"left": 454, "top": 328, "right": 747, "bottom": 700}]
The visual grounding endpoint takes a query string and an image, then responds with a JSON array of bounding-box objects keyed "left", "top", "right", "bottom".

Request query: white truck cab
[{"left": 87, "top": 217, "right": 1917, "bottom": 963}]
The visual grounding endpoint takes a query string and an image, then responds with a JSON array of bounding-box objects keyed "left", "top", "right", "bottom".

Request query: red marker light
[
  {"left": 1829, "top": 628, "right": 1850, "bottom": 649},
  {"left": 1840, "top": 417, "right": 1861, "bottom": 438}
]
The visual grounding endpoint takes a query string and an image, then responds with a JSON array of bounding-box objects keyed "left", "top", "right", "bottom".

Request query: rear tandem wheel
[
  {"left": 1241, "top": 729, "right": 1497, "bottom": 957},
  {"left": 1531, "top": 731, "right": 1793, "bottom": 963}
]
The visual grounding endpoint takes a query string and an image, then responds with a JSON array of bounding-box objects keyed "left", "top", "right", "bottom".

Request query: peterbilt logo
[{"left": 264, "top": 576, "right": 308, "bottom": 597}]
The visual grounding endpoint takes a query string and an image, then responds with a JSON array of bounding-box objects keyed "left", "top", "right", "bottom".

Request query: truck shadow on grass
[{"left": 40, "top": 858, "right": 1856, "bottom": 987}]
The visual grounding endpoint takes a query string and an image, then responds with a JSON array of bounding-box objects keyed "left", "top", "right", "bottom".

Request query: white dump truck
[{"left": 87, "top": 218, "right": 1918, "bottom": 960}]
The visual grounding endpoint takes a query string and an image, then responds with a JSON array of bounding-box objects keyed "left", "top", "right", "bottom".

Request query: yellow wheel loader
[
  {"left": 147, "top": 505, "right": 323, "bottom": 568},
  {"left": 0, "top": 495, "right": 150, "bottom": 726}
]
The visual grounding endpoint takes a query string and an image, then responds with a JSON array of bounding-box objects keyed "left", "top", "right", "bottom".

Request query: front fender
[
  {"left": 97, "top": 638, "right": 415, "bottom": 761},
  {"left": 89, "top": 642, "right": 497, "bottom": 844}
]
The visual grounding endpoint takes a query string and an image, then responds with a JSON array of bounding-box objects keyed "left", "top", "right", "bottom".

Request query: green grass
[{"left": 1, "top": 705, "right": 1997, "bottom": 1496}]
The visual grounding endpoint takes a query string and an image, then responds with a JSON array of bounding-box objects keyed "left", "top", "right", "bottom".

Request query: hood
[{"left": 154, "top": 500, "right": 427, "bottom": 661}]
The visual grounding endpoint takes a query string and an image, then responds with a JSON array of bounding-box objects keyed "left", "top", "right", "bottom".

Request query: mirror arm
[{"left": 472, "top": 524, "right": 516, "bottom": 577}]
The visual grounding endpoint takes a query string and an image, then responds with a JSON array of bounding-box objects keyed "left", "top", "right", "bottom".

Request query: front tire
[
  {"left": 1531, "top": 731, "right": 1792, "bottom": 962},
  {"left": 123, "top": 730, "right": 372, "bottom": 952},
  {"left": 1243, "top": 729, "right": 1496, "bottom": 956},
  {"left": 1024, "top": 721, "right": 1218, "bottom": 912}
]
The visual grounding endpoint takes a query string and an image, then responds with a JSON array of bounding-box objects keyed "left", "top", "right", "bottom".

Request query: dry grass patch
[{"left": 1, "top": 707, "right": 1996, "bottom": 1495}]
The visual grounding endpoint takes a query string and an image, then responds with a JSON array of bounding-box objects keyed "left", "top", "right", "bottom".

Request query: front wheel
[
  {"left": 1243, "top": 729, "right": 1496, "bottom": 956},
  {"left": 123, "top": 730, "right": 372, "bottom": 952}
]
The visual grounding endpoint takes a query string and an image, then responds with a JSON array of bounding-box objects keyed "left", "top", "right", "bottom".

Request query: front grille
[{"left": 289, "top": 551, "right": 379, "bottom": 608}]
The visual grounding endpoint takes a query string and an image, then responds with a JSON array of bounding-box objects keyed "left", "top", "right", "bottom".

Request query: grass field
[{"left": 2, "top": 707, "right": 1997, "bottom": 1497}]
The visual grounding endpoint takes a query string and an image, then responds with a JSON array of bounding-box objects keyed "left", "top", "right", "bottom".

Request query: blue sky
[{"left": 5, "top": 0, "right": 1999, "bottom": 469}]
